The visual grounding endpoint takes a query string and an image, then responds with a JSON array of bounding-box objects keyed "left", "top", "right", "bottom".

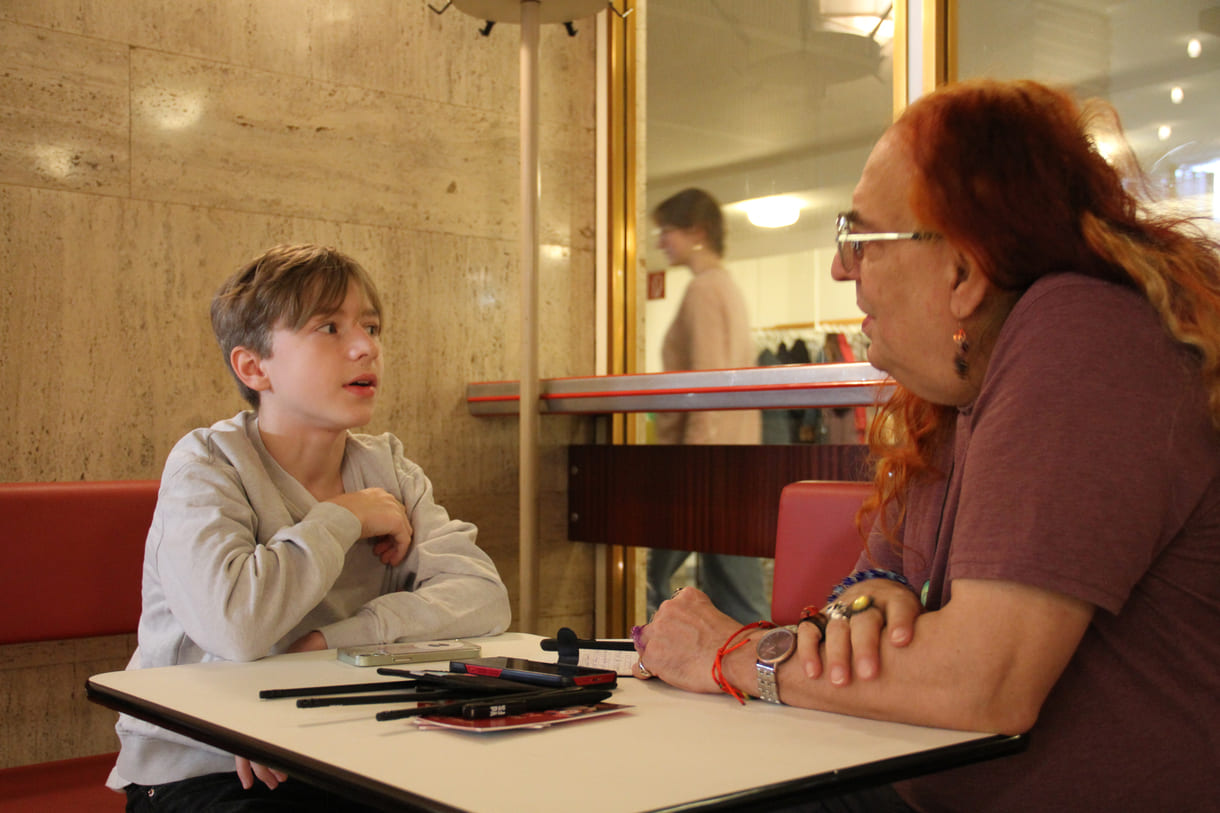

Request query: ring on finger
[
  {"left": 636, "top": 660, "right": 652, "bottom": 678},
  {"left": 630, "top": 624, "right": 646, "bottom": 650},
  {"left": 798, "top": 606, "right": 829, "bottom": 635},
  {"left": 822, "top": 593, "right": 876, "bottom": 621}
]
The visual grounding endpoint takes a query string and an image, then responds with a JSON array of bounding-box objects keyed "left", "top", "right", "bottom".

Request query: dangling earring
[{"left": 953, "top": 326, "right": 970, "bottom": 379}]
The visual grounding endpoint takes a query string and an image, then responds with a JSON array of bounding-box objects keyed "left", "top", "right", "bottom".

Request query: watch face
[{"left": 757, "top": 628, "right": 797, "bottom": 663}]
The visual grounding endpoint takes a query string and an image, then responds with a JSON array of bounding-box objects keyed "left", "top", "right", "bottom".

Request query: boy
[{"left": 109, "top": 244, "right": 511, "bottom": 810}]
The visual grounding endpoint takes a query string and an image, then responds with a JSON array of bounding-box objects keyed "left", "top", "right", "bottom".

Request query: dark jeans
[
  {"left": 126, "top": 772, "right": 913, "bottom": 813},
  {"left": 769, "top": 784, "right": 916, "bottom": 813},
  {"left": 125, "top": 772, "right": 382, "bottom": 812}
]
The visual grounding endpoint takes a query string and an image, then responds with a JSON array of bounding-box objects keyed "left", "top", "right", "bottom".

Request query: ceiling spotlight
[
  {"left": 1188, "top": 38, "right": 1202, "bottom": 58},
  {"left": 1171, "top": 86, "right": 1184, "bottom": 104},
  {"left": 741, "top": 195, "right": 802, "bottom": 228},
  {"left": 1158, "top": 125, "right": 1173, "bottom": 141}
]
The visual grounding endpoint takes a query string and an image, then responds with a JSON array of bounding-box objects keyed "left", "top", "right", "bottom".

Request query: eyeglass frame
[{"left": 835, "top": 212, "right": 939, "bottom": 272}]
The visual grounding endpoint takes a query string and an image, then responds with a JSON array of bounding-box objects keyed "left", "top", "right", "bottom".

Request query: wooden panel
[{"left": 568, "top": 444, "right": 870, "bottom": 557}]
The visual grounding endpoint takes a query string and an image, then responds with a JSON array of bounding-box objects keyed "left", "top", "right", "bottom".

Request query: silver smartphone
[{"left": 336, "top": 640, "right": 482, "bottom": 667}]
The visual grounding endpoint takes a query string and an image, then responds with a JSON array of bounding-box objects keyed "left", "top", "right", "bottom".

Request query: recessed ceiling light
[
  {"left": 1187, "top": 38, "right": 1202, "bottom": 58},
  {"left": 1171, "top": 86, "right": 1184, "bottom": 104},
  {"left": 741, "top": 196, "right": 803, "bottom": 228}
]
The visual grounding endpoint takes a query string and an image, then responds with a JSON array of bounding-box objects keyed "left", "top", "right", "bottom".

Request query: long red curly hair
[{"left": 861, "top": 79, "right": 1220, "bottom": 545}]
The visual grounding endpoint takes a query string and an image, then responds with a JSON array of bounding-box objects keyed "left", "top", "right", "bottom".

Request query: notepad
[{"left": 573, "top": 647, "right": 639, "bottom": 676}]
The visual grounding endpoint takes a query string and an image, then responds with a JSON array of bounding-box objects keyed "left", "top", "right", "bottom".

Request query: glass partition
[
  {"left": 636, "top": 1, "right": 897, "bottom": 621},
  {"left": 642, "top": 0, "right": 897, "bottom": 379}
]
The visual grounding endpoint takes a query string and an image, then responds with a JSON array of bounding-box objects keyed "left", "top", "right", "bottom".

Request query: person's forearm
[
  {"left": 717, "top": 582, "right": 1092, "bottom": 735},
  {"left": 720, "top": 617, "right": 1023, "bottom": 733}
]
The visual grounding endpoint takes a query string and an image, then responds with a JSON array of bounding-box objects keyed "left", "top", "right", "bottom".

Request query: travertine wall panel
[
  {"left": 0, "top": 21, "right": 129, "bottom": 194},
  {"left": 0, "top": 0, "right": 598, "bottom": 767}
]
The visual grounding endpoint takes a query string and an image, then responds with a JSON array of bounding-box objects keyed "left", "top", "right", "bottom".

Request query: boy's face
[{"left": 251, "top": 281, "right": 383, "bottom": 434}]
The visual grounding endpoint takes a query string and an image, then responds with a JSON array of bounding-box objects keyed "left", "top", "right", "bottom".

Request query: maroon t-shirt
[{"left": 864, "top": 274, "right": 1220, "bottom": 811}]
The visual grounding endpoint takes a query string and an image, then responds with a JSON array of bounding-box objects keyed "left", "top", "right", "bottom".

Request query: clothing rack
[
  {"left": 752, "top": 320, "right": 867, "bottom": 360},
  {"left": 750, "top": 321, "right": 873, "bottom": 445}
]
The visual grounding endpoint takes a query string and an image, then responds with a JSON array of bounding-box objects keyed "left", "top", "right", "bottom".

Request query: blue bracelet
[{"left": 826, "top": 568, "right": 910, "bottom": 604}]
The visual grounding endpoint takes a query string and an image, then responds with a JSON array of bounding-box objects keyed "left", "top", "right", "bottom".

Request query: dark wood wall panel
[{"left": 567, "top": 445, "right": 870, "bottom": 558}]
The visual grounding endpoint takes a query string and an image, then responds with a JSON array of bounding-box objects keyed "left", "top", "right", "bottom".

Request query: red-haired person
[{"left": 636, "top": 79, "right": 1220, "bottom": 812}]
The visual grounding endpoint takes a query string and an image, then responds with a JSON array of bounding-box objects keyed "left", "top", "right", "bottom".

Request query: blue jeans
[{"left": 647, "top": 549, "right": 769, "bottom": 623}]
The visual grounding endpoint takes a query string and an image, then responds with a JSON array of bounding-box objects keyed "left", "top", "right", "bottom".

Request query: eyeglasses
[{"left": 835, "top": 212, "right": 939, "bottom": 272}]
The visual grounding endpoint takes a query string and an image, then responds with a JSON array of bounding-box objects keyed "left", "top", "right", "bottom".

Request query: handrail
[{"left": 466, "top": 361, "right": 892, "bottom": 415}]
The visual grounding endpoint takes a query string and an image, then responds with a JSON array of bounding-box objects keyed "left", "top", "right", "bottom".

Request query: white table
[{"left": 87, "top": 633, "right": 1022, "bottom": 812}]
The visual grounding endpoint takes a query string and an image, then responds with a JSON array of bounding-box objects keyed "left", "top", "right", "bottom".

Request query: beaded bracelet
[
  {"left": 825, "top": 568, "right": 910, "bottom": 604},
  {"left": 712, "top": 620, "right": 774, "bottom": 705}
]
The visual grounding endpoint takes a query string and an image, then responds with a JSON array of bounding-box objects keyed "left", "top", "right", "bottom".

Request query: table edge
[
  {"left": 88, "top": 654, "right": 1027, "bottom": 813},
  {"left": 86, "top": 678, "right": 457, "bottom": 813}
]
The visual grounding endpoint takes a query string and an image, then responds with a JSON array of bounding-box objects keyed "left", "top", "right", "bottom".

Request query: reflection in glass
[
  {"left": 642, "top": 0, "right": 895, "bottom": 406},
  {"left": 637, "top": 2, "right": 897, "bottom": 619},
  {"left": 646, "top": 187, "right": 768, "bottom": 624},
  {"left": 957, "top": 1, "right": 1220, "bottom": 235}
]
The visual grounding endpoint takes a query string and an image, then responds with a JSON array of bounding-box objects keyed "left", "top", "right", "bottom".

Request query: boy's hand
[
  {"left": 371, "top": 534, "right": 411, "bottom": 567},
  {"left": 285, "top": 630, "right": 327, "bottom": 653},
  {"left": 236, "top": 756, "right": 287, "bottom": 790},
  {"left": 326, "top": 488, "right": 414, "bottom": 566}
]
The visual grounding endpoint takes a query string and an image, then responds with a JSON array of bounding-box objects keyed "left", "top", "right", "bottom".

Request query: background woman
[{"left": 647, "top": 188, "right": 766, "bottom": 624}]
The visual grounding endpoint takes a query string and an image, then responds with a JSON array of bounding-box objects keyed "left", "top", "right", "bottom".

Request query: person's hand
[
  {"left": 634, "top": 587, "right": 742, "bottom": 693},
  {"left": 235, "top": 756, "right": 287, "bottom": 790},
  {"left": 327, "top": 488, "right": 413, "bottom": 566},
  {"left": 798, "top": 579, "right": 922, "bottom": 686},
  {"left": 285, "top": 630, "right": 327, "bottom": 653}
]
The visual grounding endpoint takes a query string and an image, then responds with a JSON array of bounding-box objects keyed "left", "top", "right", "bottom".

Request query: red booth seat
[
  {"left": 770, "top": 480, "right": 873, "bottom": 625},
  {"left": 0, "top": 480, "right": 158, "bottom": 811},
  {"left": 0, "top": 480, "right": 157, "bottom": 645}
]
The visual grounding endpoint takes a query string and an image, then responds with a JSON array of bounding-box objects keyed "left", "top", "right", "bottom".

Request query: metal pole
[{"left": 518, "top": 0, "right": 541, "bottom": 634}]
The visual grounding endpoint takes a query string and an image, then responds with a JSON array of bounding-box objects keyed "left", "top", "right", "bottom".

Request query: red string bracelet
[{"left": 712, "top": 620, "right": 774, "bottom": 704}]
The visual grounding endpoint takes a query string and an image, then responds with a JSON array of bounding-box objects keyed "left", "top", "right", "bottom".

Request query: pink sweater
[{"left": 656, "top": 266, "right": 760, "bottom": 445}]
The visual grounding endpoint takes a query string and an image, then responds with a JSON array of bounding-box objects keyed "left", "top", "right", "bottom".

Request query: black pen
[
  {"left": 376, "top": 668, "right": 536, "bottom": 694},
  {"left": 461, "top": 687, "right": 613, "bottom": 719},
  {"left": 297, "top": 689, "right": 458, "bottom": 708},
  {"left": 260, "top": 679, "right": 418, "bottom": 699},
  {"left": 374, "top": 687, "right": 557, "bottom": 722}
]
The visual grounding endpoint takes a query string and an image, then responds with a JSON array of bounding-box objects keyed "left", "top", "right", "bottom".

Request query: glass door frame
[{"left": 597, "top": 0, "right": 950, "bottom": 634}]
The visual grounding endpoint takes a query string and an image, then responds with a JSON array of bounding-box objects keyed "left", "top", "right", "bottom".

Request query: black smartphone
[{"left": 449, "top": 657, "right": 618, "bottom": 688}]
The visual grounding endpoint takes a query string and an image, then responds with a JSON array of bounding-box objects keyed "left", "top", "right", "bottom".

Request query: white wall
[{"left": 643, "top": 246, "right": 861, "bottom": 373}]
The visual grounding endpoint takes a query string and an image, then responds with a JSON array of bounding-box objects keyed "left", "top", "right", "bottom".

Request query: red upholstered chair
[
  {"left": 0, "top": 480, "right": 158, "bottom": 645},
  {"left": 0, "top": 480, "right": 158, "bottom": 812},
  {"left": 770, "top": 480, "right": 873, "bottom": 625}
]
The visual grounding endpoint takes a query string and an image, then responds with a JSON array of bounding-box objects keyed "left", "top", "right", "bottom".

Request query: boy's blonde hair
[{"left": 211, "top": 244, "right": 384, "bottom": 408}]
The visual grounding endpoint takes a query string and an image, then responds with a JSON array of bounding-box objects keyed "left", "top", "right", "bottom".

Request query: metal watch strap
[{"left": 756, "top": 662, "right": 782, "bottom": 704}]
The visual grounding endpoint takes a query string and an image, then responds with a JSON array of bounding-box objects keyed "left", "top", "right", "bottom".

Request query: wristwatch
[{"left": 755, "top": 626, "right": 797, "bottom": 704}]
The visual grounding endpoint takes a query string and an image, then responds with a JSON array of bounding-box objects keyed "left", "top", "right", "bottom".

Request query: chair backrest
[
  {"left": 770, "top": 480, "right": 872, "bottom": 625},
  {"left": 0, "top": 480, "right": 158, "bottom": 644}
]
